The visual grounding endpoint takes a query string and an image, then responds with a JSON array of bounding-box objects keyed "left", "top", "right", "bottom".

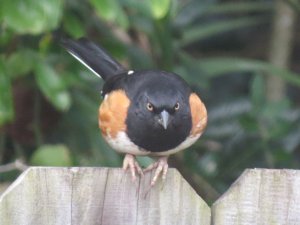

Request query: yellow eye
[
  {"left": 147, "top": 103, "right": 154, "bottom": 111},
  {"left": 174, "top": 102, "right": 180, "bottom": 111}
]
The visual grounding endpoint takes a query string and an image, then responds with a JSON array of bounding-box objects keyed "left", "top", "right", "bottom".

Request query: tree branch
[{"left": 0, "top": 159, "right": 28, "bottom": 173}]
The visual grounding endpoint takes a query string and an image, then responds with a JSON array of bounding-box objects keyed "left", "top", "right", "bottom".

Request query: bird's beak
[{"left": 158, "top": 110, "right": 170, "bottom": 130}]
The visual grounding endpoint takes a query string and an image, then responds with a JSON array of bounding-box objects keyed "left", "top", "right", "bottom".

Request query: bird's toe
[{"left": 123, "top": 154, "right": 143, "bottom": 182}]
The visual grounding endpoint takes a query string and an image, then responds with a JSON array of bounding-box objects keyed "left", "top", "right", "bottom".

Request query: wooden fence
[{"left": 0, "top": 167, "right": 299, "bottom": 225}]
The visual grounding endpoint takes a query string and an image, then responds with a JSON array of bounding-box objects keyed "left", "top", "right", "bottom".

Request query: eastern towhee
[{"left": 61, "top": 38, "right": 207, "bottom": 186}]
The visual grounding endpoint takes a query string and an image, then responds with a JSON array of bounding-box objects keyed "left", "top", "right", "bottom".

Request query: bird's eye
[
  {"left": 174, "top": 102, "right": 180, "bottom": 111},
  {"left": 147, "top": 103, "right": 154, "bottom": 111}
]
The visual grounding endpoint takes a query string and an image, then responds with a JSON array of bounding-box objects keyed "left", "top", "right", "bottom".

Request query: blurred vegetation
[{"left": 0, "top": 0, "right": 300, "bottom": 203}]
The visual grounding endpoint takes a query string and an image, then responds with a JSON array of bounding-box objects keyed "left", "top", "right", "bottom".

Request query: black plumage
[
  {"left": 102, "top": 70, "right": 193, "bottom": 152},
  {"left": 61, "top": 38, "right": 125, "bottom": 80},
  {"left": 61, "top": 37, "right": 207, "bottom": 186}
]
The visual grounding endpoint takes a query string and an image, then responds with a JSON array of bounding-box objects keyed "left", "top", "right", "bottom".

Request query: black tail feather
[{"left": 60, "top": 38, "right": 126, "bottom": 80}]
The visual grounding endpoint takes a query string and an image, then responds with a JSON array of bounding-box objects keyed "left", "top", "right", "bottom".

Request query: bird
[{"left": 61, "top": 38, "right": 207, "bottom": 186}]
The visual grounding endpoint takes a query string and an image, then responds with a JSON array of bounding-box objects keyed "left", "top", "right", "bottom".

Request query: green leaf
[
  {"left": 251, "top": 74, "right": 265, "bottom": 111},
  {"left": 0, "top": 29, "right": 13, "bottom": 46},
  {"left": 89, "top": 0, "right": 129, "bottom": 29},
  {"left": 30, "top": 144, "right": 73, "bottom": 166},
  {"left": 174, "top": 1, "right": 213, "bottom": 27},
  {"left": 34, "top": 61, "right": 71, "bottom": 111},
  {"left": 0, "top": 59, "right": 14, "bottom": 126},
  {"left": 121, "top": 0, "right": 152, "bottom": 17},
  {"left": 179, "top": 54, "right": 300, "bottom": 86},
  {"left": 175, "top": 1, "right": 272, "bottom": 28},
  {"left": 149, "top": 0, "right": 171, "bottom": 19},
  {"left": 239, "top": 114, "right": 259, "bottom": 132},
  {"left": 1, "top": 0, "right": 63, "bottom": 34},
  {"left": 0, "top": 3, "right": 2, "bottom": 21},
  {"left": 205, "top": 2, "right": 273, "bottom": 16},
  {"left": 202, "top": 58, "right": 300, "bottom": 86},
  {"left": 261, "top": 100, "right": 291, "bottom": 139},
  {"left": 38, "top": 34, "right": 53, "bottom": 54},
  {"left": 262, "top": 100, "right": 290, "bottom": 121},
  {"left": 180, "top": 16, "right": 268, "bottom": 46},
  {"left": 63, "top": 13, "right": 85, "bottom": 38},
  {"left": 6, "top": 50, "right": 36, "bottom": 79}
]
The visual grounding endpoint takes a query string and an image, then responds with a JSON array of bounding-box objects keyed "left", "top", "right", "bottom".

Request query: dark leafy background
[{"left": 0, "top": 0, "right": 300, "bottom": 203}]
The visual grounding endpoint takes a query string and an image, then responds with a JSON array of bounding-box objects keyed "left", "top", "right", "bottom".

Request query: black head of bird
[{"left": 61, "top": 37, "right": 207, "bottom": 186}]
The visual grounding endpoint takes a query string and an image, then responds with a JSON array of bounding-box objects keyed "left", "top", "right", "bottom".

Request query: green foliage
[
  {"left": 34, "top": 61, "right": 71, "bottom": 111},
  {"left": 89, "top": 0, "right": 129, "bottom": 29},
  {"left": 180, "top": 16, "right": 268, "bottom": 47},
  {"left": 180, "top": 55, "right": 300, "bottom": 86},
  {"left": 1, "top": 0, "right": 63, "bottom": 34},
  {"left": 149, "top": 0, "right": 171, "bottom": 19},
  {"left": 30, "top": 144, "right": 73, "bottom": 166},
  {"left": 6, "top": 50, "right": 36, "bottom": 79},
  {"left": 0, "top": 0, "right": 300, "bottom": 202},
  {"left": 63, "top": 13, "right": 85, "bottom": 38},
  {"left": 0, "top": 60, "right": 14, "bottom": 126},
  {"left": 287, "top": 0, "right": 300, "bottom": 12},
  {"left": 251, "top": 75, "right": 265, "bottom": 111}
]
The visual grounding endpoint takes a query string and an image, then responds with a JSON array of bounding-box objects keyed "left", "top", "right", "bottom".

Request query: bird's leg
[
  {"left": 123, "top": 154, "right": 143, "bottom": 182},
  {"left": 144, "top": 156, "right": 169, "bottom": 186}
]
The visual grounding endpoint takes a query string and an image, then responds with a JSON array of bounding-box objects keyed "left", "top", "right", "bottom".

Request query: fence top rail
[
  {"left": 212, "top": 168, "right": 300, "bottom": 225},
  {"left": 1, "top": 167, "right": 300, "bottom": 225},
  {"left": 0, "top": 167, "right": 211, "bottom": 225}
]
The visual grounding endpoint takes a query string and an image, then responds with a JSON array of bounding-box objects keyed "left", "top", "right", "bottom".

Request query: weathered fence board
[
  {"left": 1, "top": 168, "right": 300, "bottom": 225},
  {"left": 0, "top": 167, "right": 210, "bottom": 225},
  {"left": 212, "top": 169, "right": 300, "bottom": 225}
]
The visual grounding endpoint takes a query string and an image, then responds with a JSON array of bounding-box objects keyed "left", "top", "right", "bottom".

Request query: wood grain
[
  {"left": 0, "top": 167, "right": 210, "bottom": 225},
  {"left": 212, "top": 169, "right": 300, "bottom": 225},
  {"left": 2, "top": 168, "right": 300, "bottom": 224}
]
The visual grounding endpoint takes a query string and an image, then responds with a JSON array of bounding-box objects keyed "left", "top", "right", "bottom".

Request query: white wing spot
[{"left": 127, "top": 70, "right": 134, "bottom": 75}]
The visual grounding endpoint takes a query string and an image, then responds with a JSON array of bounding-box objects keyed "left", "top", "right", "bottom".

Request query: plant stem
[
  {"left": 154, "top": 19, "right": 173, "bottom": 70},
  {"left": 266, "top": 0, "right": 296, "bottom": 101}
]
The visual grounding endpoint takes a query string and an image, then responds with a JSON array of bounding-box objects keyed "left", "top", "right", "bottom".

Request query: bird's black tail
[{"left": 60, "top": 38, "right": 126, "bottom": 80}]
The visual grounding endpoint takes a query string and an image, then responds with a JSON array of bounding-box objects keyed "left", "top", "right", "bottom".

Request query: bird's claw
[
  {"left": 144, "top": 156, "right": 169, "bottom": 186},
  {"left": 123, "top": 154, "right": 144, "bottom": 182}
]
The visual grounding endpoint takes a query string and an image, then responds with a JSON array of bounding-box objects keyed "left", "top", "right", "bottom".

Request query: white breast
[
  {"left": 104, "top": 132, "right": 149, "bottom": 156},
  {"left": 103, "top": 131, "right": 202, "bottom": 157}
]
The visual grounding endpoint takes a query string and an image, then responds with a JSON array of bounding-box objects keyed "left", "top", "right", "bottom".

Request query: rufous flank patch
[
  {"left": 189, "top": 93, "right": 207, "bottom": 136},
  {"left": 99, "top": 90, "right": 130, "bottom": 138}
]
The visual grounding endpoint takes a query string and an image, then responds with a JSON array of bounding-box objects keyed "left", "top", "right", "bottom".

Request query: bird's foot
[
  {"left": 123, "top": 154, "right": 144, "bottom": 182},
  {"left": 144, "top": 156, "right": 169, "bottom": 186}
]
